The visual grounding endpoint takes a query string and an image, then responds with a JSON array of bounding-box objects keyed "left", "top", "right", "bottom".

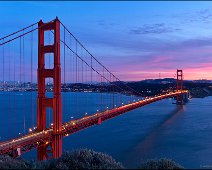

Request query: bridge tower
[
  {"left": 37, "top": 17, "right": 62, "bottom": 160},
  {"left": 176, "top": 69, "right": 183, "bottom": 105}
]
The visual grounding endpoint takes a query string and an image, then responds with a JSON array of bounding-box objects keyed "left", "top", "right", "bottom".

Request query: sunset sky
[{"left": 1, "top": 1, "right": 212, "bottom": 81}]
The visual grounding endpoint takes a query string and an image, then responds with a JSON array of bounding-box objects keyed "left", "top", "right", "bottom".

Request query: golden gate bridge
[{"left": 0, "top": 17, "right": 189, "bottom": 160}]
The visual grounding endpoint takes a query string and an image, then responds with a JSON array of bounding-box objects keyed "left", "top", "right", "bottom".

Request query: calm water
[{"left": 0, "top": 92, "right": 211, "bottom": 168}]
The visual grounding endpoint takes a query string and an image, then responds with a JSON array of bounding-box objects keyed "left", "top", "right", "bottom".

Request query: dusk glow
[
  {"left": 0, "top": 2, "right": 212, "bottom": 168},
  {"left": 1, "top": 1, "right": 212, "bottom": 80}
]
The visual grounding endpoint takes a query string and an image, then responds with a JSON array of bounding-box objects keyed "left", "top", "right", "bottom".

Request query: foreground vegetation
[{"left": 0, "top": 149, "right": 184, "bottom": 169}]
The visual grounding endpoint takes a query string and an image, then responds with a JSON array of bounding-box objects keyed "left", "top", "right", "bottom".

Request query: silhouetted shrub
[
  {"left": 0, "top": 155, "right": 30, "bottom": 169},
  {"left": 53, "top": 149, "right": 124, "bottom": 169},
  {"left": 138, "top": 158, "right": 184, "bottom": 169},
  {"left": 0, "top": 151, "right": 185, "bottom": 169},
  {"left": 0, "top": 149, "right": 123, "bottom": 169}
]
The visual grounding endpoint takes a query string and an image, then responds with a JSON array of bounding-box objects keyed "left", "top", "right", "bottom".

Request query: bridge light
[
  {"left": 122, "top": 103, "right": 124, "bottom": 105},
  {"left": 51, "top": 123, "right": 53, "bottom": 126},
  {"left": 85, "top": 112, "right": 87, "bottom": 115},
  {"left": 71, "top": 116, "right": 74, "bottom": 119},
  {"left": 18, "top": 132, "right": 21, "bottom": 135},
  {"left": 46, "top": 141, "right": 49, "bottom": 145},
  {"left": 29, "top": 128, "right": 32, "bottom": 132},
  {"left": 97, "top": 109, "right": 99, "bottom": 112}
]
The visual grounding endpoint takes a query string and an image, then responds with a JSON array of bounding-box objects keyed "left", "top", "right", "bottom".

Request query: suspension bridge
[{"left": 0, "top": 17, "right": 189, "bottom": 160}]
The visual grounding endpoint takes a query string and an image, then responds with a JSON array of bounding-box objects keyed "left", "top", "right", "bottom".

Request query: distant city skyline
[{"left": 1, "top": 1, "right": 212, "bottom": 81}]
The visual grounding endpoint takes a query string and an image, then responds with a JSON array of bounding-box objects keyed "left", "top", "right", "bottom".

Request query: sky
[{"left": 1, "top": 1, "right": 212, "bottom": 81}]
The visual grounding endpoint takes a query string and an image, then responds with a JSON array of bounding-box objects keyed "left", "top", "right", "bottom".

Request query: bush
[
  {"left": 138, "top": 158, "right": 184, "bottom": 169},
  {"left": 0, "top": 151, "right": 185, "bottom": 169},
  {"left": 0, "top": 149, "right": 124, "bottom": 169},
  {"left": 0, "top": 155, "right": 31, "bottom": 169},
  {"left": 52, "top": 149, "right": 124, "bottom": 169}
]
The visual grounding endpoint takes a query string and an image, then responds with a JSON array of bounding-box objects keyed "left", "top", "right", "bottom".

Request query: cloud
[
  {"left": 129, "top": 23, "right": 181, "bottom": 35},
  {"left": 96, "top": 19, "right": 119, "bottom": 30},
  {"left": 192, "top": 8, "right": 212, "bottom": 23},
  {"left": 170, "top": 8, "right": 212, "bottom": 24},
  {"left": 97, "top": 20, "right": 106, "bottom": 26}
]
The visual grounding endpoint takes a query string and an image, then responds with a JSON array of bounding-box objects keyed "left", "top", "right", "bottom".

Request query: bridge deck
[{"left": 0, "top": 90, "right": 188, "bottom": 156}]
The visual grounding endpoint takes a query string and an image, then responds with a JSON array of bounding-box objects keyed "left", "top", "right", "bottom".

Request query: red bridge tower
[
  {"left": 176, "top": 69, "right": 183, "bottom": 105},
  {"left": 37, "top": 17, "right": 62, "bottom": 160}
]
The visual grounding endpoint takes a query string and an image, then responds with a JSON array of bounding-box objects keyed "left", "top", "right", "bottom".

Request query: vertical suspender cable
[
  {"left": 64, "top": 27, "right": 66, "bottom": 118},
  {"left": 69, "top": 34, "right": 73, "bottom": 116},
  {"left": 102, "top": 68, "right": 103, "bottom": 112},
  {"left": 23, "top": 30, "right": 26, "bottom": 134},
  {"left": 3, "top": 39, "right": 4, "bottom": 92},
  {"left": 110, "top": 73, "right": 112, "bottom": 109},
  {"left": 113, "top": 76, "right": 114, "bottom": 108},
  {"left": 77, "top": 45, "right": 80, "bottom": 116},
  {"left": 91, "top": 56, "right": 92, "bottom": 113},
  {"left": 20, "top": 37, "right": 22, "bottom": 134},
  {"left": 48, "top": 31, "right": 51, "bottom": 127},
  {"left": 14, "top": 40, "right": 16, "bottom": 136},
  {"left": 85, "top": 52, "right": 87, "bottom": 115},
  {"left": 1, "top": 39, "right": 4, "bottom": 139},
  {"left": 107, "top": 73, "right": 109, "bottom": 110},
  {"left": 76, "top": 41, "right": 78, "bottom": 118},
  {"left": 31, "top": 27, "right": 34, "bottom": 129},
  {"left": 9, "top": 43, "right": 11, "bottom": 136},
  {"left": 81, "top": 50, "right": 84, "bottom": 116}
]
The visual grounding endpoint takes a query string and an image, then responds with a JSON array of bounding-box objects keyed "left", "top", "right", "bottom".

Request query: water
[{"left": 0, "top": 92, "right": 212, "bottom": 168}]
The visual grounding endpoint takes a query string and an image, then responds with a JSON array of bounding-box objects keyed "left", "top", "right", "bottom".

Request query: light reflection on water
[{"left": 0, "top": 92, "right": 211, "bottom": 169}]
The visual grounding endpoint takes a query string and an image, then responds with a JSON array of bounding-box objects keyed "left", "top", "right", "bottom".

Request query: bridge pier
[
  {"left": 38, "top": 145, "right": 48, "bottom": 161},
  {"left": 17, "top": 147, "right": 21, "bottom": 156},
  {"left": 52, "top": 134, "right": 62, "bottom": 158},
  {"left": 98, "top": 117, "right": 102, "bottom": 125},
  {"left": 176, "top": 92, "right": 189, "bottom": 105},
  {"left": 183, "top": 92, "right": 189, "bottom": 102}
]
